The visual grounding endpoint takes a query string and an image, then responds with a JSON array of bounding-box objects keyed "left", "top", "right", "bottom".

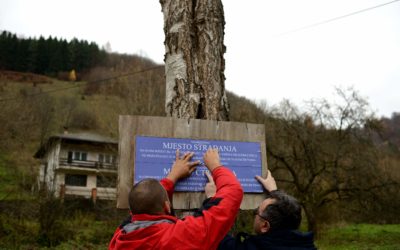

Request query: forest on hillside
[
  {"left": 0, "top": 30, "right": 107, "bottom": 76},
  {"left": 0, "top": 32, "right": 400, "bottom": 248}
]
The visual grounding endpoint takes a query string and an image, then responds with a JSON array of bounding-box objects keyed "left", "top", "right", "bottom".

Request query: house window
[
  {"left": 68, "top": 151, "right": 73, "bottom": 163},
  {"left": 98, "top": 154, "right": 104, "bottom": 163},
  {"left": 65, "top": 174, "right": 87, "bottom": 187},
  {"left": 72, "top": 151, "right": 87, "bottom": 161},
  {"left": 81, "top": 152, "right": 87, "bottom": 161},
  {"left": 97, "top": 175, "right": 117, "bottom": 188},
  {"left": 105, "top": 154, "right": 111, "bottom": 163},
  {"left": 98, "top": 154, "right": 116, "bottom": 164}
]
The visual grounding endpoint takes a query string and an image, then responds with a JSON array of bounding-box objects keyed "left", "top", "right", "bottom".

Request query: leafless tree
[{"left": 264, "top": 87, "right": 397, "bottom": 232}]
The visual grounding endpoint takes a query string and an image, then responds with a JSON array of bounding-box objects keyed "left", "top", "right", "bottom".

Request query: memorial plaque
[
  {"left": 118, "top": 115, "right": 267, "bottom": 209},
  {"left": 135, "top": 136, "right": 263, "bottom": 193}
]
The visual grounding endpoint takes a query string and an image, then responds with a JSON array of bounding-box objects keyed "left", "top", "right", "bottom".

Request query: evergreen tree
[
  {"left": 59, "top": 39, "right": 71, "bottom": 71},
  {"left": 27, "top": 38, "right": 38, "bottom": 73},
  {"left": 0, "top": 30, "right": 107, "bottom": 75},
  {"left": 3, "top": 32, "right": 19, "bottom": 70},
  {"left": 15, "top": 38, "right": 30, "bottom": 71},
  {"left": 0, "top": 31, "right": 8, "bottom": 69},
  {"left": 36, "top": 36, "right": 49, "bottom": 74},
  {"left": 48, "top": 37, "right": 63, "bottom": 75}
]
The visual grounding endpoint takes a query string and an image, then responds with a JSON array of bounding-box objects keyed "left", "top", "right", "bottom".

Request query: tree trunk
[
  {"left": 160, "top": 0, "right": 229, "bottom": 120},
  {"left": 303, "top": 204, "right": 319, "bottom": 236}
]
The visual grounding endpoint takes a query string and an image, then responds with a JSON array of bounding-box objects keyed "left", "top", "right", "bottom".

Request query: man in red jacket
[{"left": 109, "top": 148, "right": 244, "bottom": 250}]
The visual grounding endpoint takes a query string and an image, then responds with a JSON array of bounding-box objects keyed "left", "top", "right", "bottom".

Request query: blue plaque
[{"left": 135, "top": 136, "right": 264, "bottom": 193}]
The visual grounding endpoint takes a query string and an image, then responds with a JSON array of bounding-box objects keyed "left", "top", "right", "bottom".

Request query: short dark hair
[
  {"left": 129, "top": 178, "right": 168, "bottom": 215},
  {"left": 261, "top": 190, "right": 302, "bottom": 232}
]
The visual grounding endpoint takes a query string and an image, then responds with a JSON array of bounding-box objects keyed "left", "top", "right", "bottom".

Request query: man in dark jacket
[
  {"left": 218, "top": 171, "right": 316, "bottom": 250},
  {"left": 109, "top": 148, "right": 244, "bottom": 250}
]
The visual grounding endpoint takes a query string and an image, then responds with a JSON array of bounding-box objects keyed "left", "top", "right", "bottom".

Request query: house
[{"left": 34, "top": 132, "right": 118, "bottom": 200}]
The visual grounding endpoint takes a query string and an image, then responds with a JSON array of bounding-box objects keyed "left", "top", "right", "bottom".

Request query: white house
[{"left": 34, "top": 132, "right": 118, "bottom": 200}]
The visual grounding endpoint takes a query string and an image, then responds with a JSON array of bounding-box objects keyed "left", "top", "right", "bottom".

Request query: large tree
[
  {"left": 160, "top": 0, "right": 229, "bottom": 120},
  {"left": 264, "top": 88, "right": 394, "bottom": 232}
]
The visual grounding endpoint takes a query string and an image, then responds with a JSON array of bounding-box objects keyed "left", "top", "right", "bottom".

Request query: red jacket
[{"left": 109, "top": 166, "right": 243, "bottom": 250}]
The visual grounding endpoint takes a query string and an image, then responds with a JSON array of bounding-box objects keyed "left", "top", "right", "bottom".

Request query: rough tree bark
[{"left": 160, "top": 0, "right": 229, "bottom": 120}]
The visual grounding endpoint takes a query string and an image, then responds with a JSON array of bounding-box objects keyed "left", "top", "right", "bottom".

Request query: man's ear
[
  {"left": 260, "top": 220, "right": 270, "bottom": 234},
  {"left": 163, "top": 200, "right": 171, "bottom": 215}
]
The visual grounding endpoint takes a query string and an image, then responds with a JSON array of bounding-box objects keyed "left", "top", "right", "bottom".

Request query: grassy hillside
[
  {"left": 0, "top": 65, "right": 165, "bottom": 195},
  {"left": 0, "top": 154, "right": 16, "bottom": 200}
]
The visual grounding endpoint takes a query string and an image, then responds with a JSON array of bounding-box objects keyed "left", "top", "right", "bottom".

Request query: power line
[
  {"left": 0, "top": 65, "right": 164, "bottom": 103},
  {"left": 275, "top": 0, "right": 400, "bottom": 37}
]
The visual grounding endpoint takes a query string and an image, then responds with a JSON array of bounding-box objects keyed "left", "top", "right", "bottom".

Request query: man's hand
[
  {"left": 167, "top": 150, "right": 200, "bottom": 184},
  {"left": 203, "top": 148, "right": 221, "bottom": 172},
  {"left": 205, "top": 171, "right": 216, "bottom": 198},
  {"left": 255, "top": 170, "right": 277, "bottom": 192}
]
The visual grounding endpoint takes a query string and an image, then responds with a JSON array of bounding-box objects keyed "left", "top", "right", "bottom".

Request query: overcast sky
[{"left": 1, "top": 0, "right": 399, "bottom": 117}]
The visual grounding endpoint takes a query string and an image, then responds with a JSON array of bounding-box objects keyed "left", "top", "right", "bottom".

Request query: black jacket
[{"left": 218, "top": 230, "right": 317, "bottom": 250}]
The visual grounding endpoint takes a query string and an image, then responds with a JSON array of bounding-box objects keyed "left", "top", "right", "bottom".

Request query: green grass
[
  {"left": 6, "top": 222, "right": 398, "bottom": 249},
  {"left": 0, "top": 153, "right": 37, "bottom": 201},
  {"left": 0, "top": 154, "right": 18, "bottom": 200},
  {"left": 0, "top": 208, "right": 119, "bottom": 250},
  {"left": 316, "top": 224, "right": 400, "bottom": 250}
]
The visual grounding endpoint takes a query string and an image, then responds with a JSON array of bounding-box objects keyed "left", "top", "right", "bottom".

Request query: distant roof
[
  {"left": 52, "top": 132, "right": 118, "bottom": 144},
  {"left": 34, "top": 132, "right": 118, "bottom": 158}
]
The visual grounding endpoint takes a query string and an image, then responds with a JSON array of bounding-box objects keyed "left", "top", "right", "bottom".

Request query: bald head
[{"left": 129, "top": 178, "right": 169, "bottom": 215}]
